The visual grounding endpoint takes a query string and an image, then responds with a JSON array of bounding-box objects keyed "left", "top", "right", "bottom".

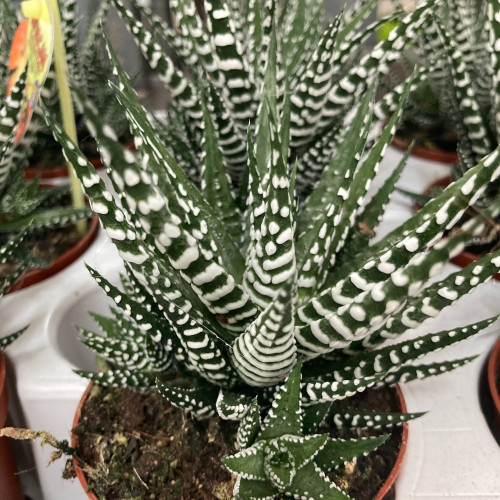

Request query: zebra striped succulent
[
  {"left": 416, "top": 0, "right": 500, "bottom": 169},
  {"left": 40, "top": 0, "right": 500, "bottom": 498}
]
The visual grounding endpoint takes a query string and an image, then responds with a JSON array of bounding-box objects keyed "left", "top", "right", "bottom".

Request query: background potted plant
[
  {"left": 378, "top": 0, "right": 500, "bottom": 276},
  {"left": 375, "top": 0, "right": 459, "bottom": 163},
  {"left": 0, "top": 75, "right": 96, "bottom": 292},
  {"left": 0, "top": 0, "right": 130, "bottom": 180},
  {"left": 11, "top": 0, "right": 497, "bottom": 497}
]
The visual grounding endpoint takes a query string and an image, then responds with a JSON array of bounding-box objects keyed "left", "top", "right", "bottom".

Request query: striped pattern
[
  {"left": 365, "top": 247, "right": 500, "bottom": 347},
  {"left": 243, "top": 114, "right": 296, "bottom": 307},
  {"left": 296, "top": 147, "right": 500, "bottom": 357},
  {"left": 205, "top": 0, "right": 258, "bottom": 130},
  {"left": 231, "top": 281, "right": 296, "bottom": 386},
  {"left": 111, "top": 0, "right": 203, "bottom": 134},
  {"left": 171, "top": 0, "right": 224, "bottom": 86},
  {"left": 0, "top": 76, "right": 24, "bottom": 193},
  {"left": 206, "top": 81, "right": 248, "bottom": 185},
  {"left": 433, "top": 18, "right": 491, "bottom": 166},
  {"left": 318, "top": 1, "right": 436, "bottom": 133},
  {"left": 488, "top": 0, "right": 500, "bottom": 142},
  {"left": 289, "top": 15, "right": 343, "bottom": 147}
]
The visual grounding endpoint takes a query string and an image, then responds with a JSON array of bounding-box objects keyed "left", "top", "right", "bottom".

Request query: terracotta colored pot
[
  {"left": 72, "top": 382, "right": 409, "bottom": 500},
  {"left": 391, "top": 134, "right": 459, "bottom": 165},
  {"left": 0, "top": 352, "right": 24, "bottom": 500},
  {"left": 487, "top": 337, "right": 500, "bottom": 429},
  {"left": 374, "top": 384, "right": 408, "bottom": 500},
  {"left": 8, "top": 215, "right": 100, "bottom": 293},
  {"left": 72, "top": 381, "right": 98, "bottom": 500},
  {"left": 420, "top": 176, "right": 500, "bottom": 282},
  {"left": 24, "top": 140, "right": 136, "bottom": 180}
]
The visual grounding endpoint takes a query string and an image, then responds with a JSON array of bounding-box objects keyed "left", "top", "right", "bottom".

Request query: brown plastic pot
[
  {"left": 420, "top": 176, "right": 500, "bottom": 281},
  {"left": 391, "top": 134, "right": 459, "bottom": 165},
  {"left": 487, "top": 337, "right": 500, "bottom": 429},
  {"left": 8, "top": 215, "right": 100, "bottom": 293},
  {"left": 0, "top": 352, "right": 24, "bottom": 500},
  {"left": 374, "top": 384, "right": 408, "bottom": 500},
  {"left": 72, "top": 381, "right": 98, "bottom": 500},
  {"left": 72, "top": 382, "right": 409, "bottom": 500}
]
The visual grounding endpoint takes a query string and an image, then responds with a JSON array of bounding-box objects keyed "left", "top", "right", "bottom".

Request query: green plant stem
[{"left": 46, "top": 0, "right": 86, "bottom": 234}]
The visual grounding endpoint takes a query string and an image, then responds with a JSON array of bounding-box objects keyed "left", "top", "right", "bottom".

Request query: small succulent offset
[
  {"left": 223, "top": 362, "right": 388, "bottom": 499},
  {"left": 41, "top": 0, "right": 500, "bottom": 498}
]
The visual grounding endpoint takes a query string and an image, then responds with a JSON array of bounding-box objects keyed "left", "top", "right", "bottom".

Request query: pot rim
[
  {"left": 391, "top": 133, "right": 459, "bottom": 165},
  {"left": 0, "top": 352, "right": 6, "bottom": 427},
  {"left": 7, "top": 215, "right": 100, "bottom": 294},
  {"left": 373, "top": 384, "right": 408, "bottom": 500},
  {"left": 487, "top": 337, "right": 500, "bottom": 424},
  {"left": 0, "top": 352, "right": 5, "bottom": 394},
  {"left": 72, "top": 381, "right": 409, "bottom": 500},
  {"left": 419, "top": 176, "right": 500, "bottom": 282},
  {"left": 72, "top": 381, "right": 99, "bottom": 500}
]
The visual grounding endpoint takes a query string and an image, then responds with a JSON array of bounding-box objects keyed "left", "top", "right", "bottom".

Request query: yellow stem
[{"left": 46, "top": 0, "right": 86, "bottom": 234}]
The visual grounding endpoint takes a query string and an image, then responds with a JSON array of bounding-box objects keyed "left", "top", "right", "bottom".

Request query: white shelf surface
[{"left": 1, "top": 146, "right": 499, "bottom": 500}]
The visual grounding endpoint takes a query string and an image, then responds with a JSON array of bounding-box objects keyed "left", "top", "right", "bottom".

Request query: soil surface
[
  {"left": 70, "top": 386, "right": 238, "bottom": 500},
  {"left": 395, "top": 118, "right": 457, "bottom": 153},
  {"left": 0, "top": 224, "right": 86, "bottom": 283},
  {"left": 70, "top": 385, "right": 404, "bottom": 500}
]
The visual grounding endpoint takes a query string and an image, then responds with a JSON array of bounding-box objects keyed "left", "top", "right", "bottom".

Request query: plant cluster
[
  {"left": 35, "top": 0, "right": 500, "bottom": 497},
  {"left": 381, "top": 0, "right": 500, "bottom": 249}
]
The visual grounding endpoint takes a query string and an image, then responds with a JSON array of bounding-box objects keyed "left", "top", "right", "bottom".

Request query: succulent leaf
[
  {"left": 328, "top": 405, "right": 425, "bottom": 431},
  {"left": 258, "top": 360, "right": 302, "bottom": 440},
  {"left": 75, "top": 368, "right": 154, "bottom": 391},
  {"left": 314, "top": 434, "right": 388, "bottom": 471},
  {"left": 156, "top": 380, "right": 219, "bottom": 417},
  {"left": 205, "top": 0, "right": 257, "bottom": 130},
  {"left": 0, "top": 327, "right": 27, "bottom": 351},
  {"left": 110, "top": 0, "right": 203, "bottom": 134},
  {"left": 237, "top": 397, "right": 261, "bottom": 449},
  {"left": 367, "top": 247, "right": 500, "bottom": 346},
  {"left": 231, "top": 278, "right": 297, "bottom": 387},
  {"left": 381, "top": 356, "right": 478, "bottom": 386},
  {"left": 200, "top": 95, "right": 242, "bottom": 241},
  {"left": 216, "top": 390, "right": 254, "bottom": 420}
]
